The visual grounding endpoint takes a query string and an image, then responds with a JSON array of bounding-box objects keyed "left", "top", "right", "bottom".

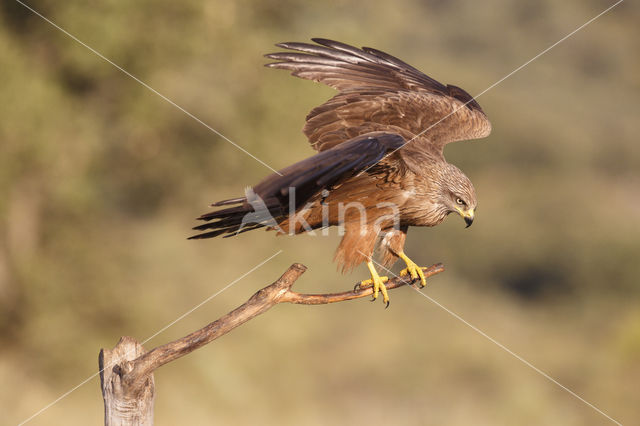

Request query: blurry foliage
[{"left": 1, "top": 0, "right": 639, "bottom": 425}]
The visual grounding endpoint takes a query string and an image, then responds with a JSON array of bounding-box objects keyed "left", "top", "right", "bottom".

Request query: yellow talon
[
  {"left": 360, "top": 261, "right": 390, "bottom": 306},
  {"left": 359, "top": 276, "right": 389, "bottom": 288},
  {"left": 398, "top": 252, "right": 427, "bottom": 287}
]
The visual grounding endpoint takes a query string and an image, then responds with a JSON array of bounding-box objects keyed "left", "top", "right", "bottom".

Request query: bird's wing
[
  {"left": 252, "top": 132, "right": 405, "bottom": 210},
  {"left": 189, "top": 132, "right": 405, "bottom": 239},
  {"left": 265, "top": 38, "right": 491, "bottom": 155}
]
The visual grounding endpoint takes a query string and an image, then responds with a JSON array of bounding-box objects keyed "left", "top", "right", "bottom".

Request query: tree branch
[{"left": 99, "top": 262, "right": 444, "bottom": 424}]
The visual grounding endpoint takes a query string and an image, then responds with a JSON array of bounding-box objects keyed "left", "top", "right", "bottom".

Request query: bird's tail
[{"left": 188, "top": 189, "right": 284, "bottom": 240}]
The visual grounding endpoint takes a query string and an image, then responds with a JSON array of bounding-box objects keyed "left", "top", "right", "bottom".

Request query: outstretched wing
[
  {"left": 189, "top": 132, "right": 405, "bottom": 239},
  {"left": 265, "top": 38, "right": 491, "bottom": 155}
]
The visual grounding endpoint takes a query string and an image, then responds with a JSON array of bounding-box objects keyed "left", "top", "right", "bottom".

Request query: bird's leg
[
  {"left": 398, "top": 251, "right": 427, "bottom": 287},
  {"left": 358, "top": 261, "right": 390, "bottom": 306}
]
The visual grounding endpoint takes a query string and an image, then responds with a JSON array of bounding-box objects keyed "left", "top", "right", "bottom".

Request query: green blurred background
[{"left": 1, "top": 0, "right": 639, "bottom": 424}]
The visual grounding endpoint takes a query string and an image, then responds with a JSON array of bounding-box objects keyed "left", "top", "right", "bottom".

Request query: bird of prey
[{"left": 190, "top": 38, "right": 491, "bottom": 305}]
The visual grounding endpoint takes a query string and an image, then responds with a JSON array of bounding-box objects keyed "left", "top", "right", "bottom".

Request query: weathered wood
[
  {"left": 99, "top": 262, "right": 444, "bottom": 425},
  {"left": 127, "top": 263, "right": 309, "bottom": 385},
  {"left": 99, "top": 336, "right": 154, "bottom": 426}
]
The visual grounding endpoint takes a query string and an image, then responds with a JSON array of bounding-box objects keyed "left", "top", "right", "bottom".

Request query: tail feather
[
  {"left": 188, "top": 228, "right": 237, "bottom": 240},
  {"left": 211, "top": 197, "right": 245, "bottom": 207},
  {"left": 196, "top": 204, "right": 247, "bottom": 221}
]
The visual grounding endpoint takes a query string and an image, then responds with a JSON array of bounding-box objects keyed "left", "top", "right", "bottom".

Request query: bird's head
[{"left": 440, "top": 164, "right": 477, "bottom": 228}]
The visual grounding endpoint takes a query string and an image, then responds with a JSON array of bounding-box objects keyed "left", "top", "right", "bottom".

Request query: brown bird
[{"left": 190, "top": 38, "right": 491, "bottom": 305}]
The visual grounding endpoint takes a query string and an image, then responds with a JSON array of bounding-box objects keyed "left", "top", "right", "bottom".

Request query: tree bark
[{"left": 99, "top": 336, "right": 154, "bottom": 426}]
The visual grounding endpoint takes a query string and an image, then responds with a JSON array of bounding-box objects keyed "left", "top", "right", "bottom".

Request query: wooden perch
[{"left": 99, "top": 262, "right": 444, "bottom": 425}]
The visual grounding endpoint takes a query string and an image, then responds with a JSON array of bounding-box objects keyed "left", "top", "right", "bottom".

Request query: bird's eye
[{"left": 456, "top": 198, "right": 465, "bottom": 206}]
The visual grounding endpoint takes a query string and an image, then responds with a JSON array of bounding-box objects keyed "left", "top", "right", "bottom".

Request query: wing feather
[
  {"left": 266, "top": 39, "right": 491, "bottom": 155},
  {"left": 189, "top": 132, "right": 406, "bottom": 239}
]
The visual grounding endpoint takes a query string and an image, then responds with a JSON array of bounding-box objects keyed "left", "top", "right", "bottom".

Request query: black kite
[{"left": 190, "top": 39, "right": 492, "bottom": 305}]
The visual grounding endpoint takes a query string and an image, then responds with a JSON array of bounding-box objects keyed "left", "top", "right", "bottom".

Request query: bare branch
[
  {"left": 280, "top": 263, "right": 445, "bottom": 304},
  {"left": 126, "top": 263, "right": 308, "bottom": 387},
  {"left": 131, "top": 262, "right": 443, "bottom": 378},
  {"left": 100, "top": 262, "right": 444, "bottom": 424}
]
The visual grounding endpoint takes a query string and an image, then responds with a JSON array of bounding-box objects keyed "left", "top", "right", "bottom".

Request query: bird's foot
[
  {"left": 359, "top": 261, "right": 390, "bottom": 307},
  {"left": 399, "top": 252, "right": 427, "bottom": 288},
  {"left": 356, "top": 275, "right": 389, "bottom": 290}
]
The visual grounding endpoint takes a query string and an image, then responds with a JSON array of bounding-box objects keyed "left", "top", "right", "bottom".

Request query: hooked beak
[
  {"left": 464, "top": 215, "right": 474, "bottom": 228},
  {"left": 457, "top": 207, "right": 475, "bottom": 228}
]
